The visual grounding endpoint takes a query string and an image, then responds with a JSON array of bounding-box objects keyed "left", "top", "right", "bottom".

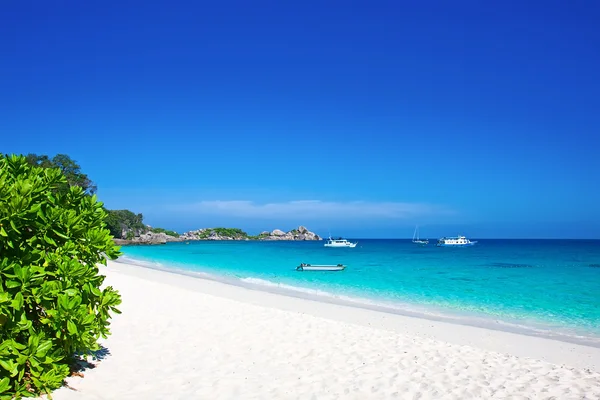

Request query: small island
[
  {"left": 181, "top": 226, "right": 321, "bottom": 241},
  {"left": 113, "top": 225, "right": 321, "bottom": 245}
]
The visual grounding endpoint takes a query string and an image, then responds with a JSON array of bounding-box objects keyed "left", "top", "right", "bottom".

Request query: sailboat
[{"left": 412, "top": 226, "right": 429, "bottom": 245}]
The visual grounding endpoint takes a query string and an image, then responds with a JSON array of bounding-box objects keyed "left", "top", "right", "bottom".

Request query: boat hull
[
  {"left": 436, "top": 241, "right": 477, "bottom": 247},
  {"left": 324, "top": 243, "right": 357, "bottom": 248},
  {"left": 297, "top": 264, "right": 346, "bottom": 271}
]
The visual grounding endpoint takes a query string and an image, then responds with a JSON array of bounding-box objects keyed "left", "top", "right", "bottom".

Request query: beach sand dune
[{"left": 50, "top": 261, "right": 600, "bottom": 399}]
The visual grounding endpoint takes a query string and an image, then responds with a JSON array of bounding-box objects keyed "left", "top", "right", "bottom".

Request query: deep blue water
[{"left": 119, "top": 239, "right": 600, "bottom": 345}]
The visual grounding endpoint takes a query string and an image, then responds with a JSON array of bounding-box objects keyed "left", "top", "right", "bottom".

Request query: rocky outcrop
[
  {"left": 261, "top": 226, "right": 321, "bottom": 241},
  {"left": 179, "top": 226, "right": 321, "bottom": 242},
  {"left": 179, "top": 228, "right": 249, "bottom": 241},
  {"left": 115, "top": 226, "right": 321, "bottom": 245},
  {"left": 114, "top": 231, "right": 183, "bottom": 246},
  {"left": 120, "top": 227, "right": 146, "bottom": 239}
]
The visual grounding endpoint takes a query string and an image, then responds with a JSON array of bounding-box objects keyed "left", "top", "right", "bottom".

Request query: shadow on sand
[{"left": 71, "top": 345, "right": 111, "bottom": 374}]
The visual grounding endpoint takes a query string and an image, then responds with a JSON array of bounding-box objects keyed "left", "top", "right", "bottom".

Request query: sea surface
[{"left": 118, "top": 239, "right": 600, "bottom": 346}]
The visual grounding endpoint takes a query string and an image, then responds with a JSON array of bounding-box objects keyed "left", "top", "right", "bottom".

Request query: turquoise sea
[{"left": 119, "top": 239, "right": 600, "bottom": 346}]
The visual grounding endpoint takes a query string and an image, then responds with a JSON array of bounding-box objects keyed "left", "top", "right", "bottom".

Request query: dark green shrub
[{"left": 0, "top": 155, "right": 121, "bottom": 398}]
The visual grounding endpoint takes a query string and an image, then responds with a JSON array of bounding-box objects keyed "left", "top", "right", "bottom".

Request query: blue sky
[{"left": 2, "top": 1, "right": 599, "bottom": 238}]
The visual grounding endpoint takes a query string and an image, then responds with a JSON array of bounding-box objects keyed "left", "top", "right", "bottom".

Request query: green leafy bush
[{"left": 0, "top": 155, "right": 121, "bottom": 398}]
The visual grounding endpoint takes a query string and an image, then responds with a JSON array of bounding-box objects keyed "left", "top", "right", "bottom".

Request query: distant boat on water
[
  {"left": 436, "top": 235, "right": 477, "bottom": 247},
  {"left": 297, "top": 263, "right": 346, "bottom": 271},
  {"left": 324, "top": 237, "right": 357, "bottom": 248},
  {"left": 412, "top": 226, "right": 429, "bottom": 245}
]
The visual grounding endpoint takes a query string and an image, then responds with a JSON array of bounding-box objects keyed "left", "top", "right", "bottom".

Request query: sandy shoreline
[
  {"left": 116, "top": 256, "right": 600, "bottom": 349},
  {"left": 50, "top": 260, "right": 600, "bottom": 399}
]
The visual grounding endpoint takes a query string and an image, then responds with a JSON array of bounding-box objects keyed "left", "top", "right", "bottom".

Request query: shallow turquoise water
[{"left": 119, "top": 239, "right": 600, "bottom": 344}]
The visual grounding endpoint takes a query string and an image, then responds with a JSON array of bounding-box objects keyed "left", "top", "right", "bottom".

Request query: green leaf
[
  {"left": 0, "top": 292, "right": 9, "bottom": 303},
  {"left": 52, "top": 229, "right": 69, "bottom": 239},
  {"left": 64, "top": 288, "right": 78, "bottom": 296},
  {"left": 58, "top": 294, "right": 70, "bottom": 310},
  {"left": 0, "top": 359, "right": 18, "bottom": 376},
  {"left": 17, "top": 312, "right": 31, "bottom": 330},
  {"left": 28, "top": 333, "right": 40, "bottom": 351},
  {"left": 9, "top": 220, "right": 21, "bottom": 234},
  {"left": 83, "top": 314, "right": 96, "bottom": 325},
  {"left": 11, "top": 340, "right": 27, "bottom": 351},
  {"left": 17, "top": 368, "right": 25, "bottom": 384},
  {"left": 0, "top": 377, "right": 10, "bottom": 392},
  {"left": 43, "top": 234, "right": 57, "bottom": 246},
  {"left": 88, "top": 283, "right": 102, "bottom": 297},
  {"left": 12, "top": 292, "right": 24, "bottom": 310},
  {"left": 35, "top": 340, "right": 53, "bottom": 358},
  {"left": 5, "top": 280, "right": 20, "bottom": 289},
  {"left": 0, "top": 226, "right": 7, "bottom": 237},
  {"left": 28, "top": 356, "right": 40, "bottom": 370},
  {"left": 67, "top": 320, "right": 78, "bottom": 335},
  {"left": 15, "top": 265, "right": 29, "bottom": 282}
]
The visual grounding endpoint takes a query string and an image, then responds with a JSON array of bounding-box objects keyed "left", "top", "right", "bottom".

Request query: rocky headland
[
  {"left": 114, "top": 226, "right": 321, "bottom": 245},
  {"left": 180, "top": 226, "right": 321, "bottom": 241},
  {"left": 113, "top": 231, "right": 183, "bottom": 246}
]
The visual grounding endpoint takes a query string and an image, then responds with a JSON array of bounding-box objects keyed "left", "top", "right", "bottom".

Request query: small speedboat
[{"left": 296, "top": 263, "right": 346, "bottom": 271}]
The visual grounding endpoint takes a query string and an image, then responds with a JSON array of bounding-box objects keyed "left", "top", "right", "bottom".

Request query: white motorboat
[
  {"left": 296, "top": 263, "right": 346, "bottom": 271},
  {"left": 324, "top": 237, "right": 357, "bottom": 248},
  {"left": 436, "top": 235, "right": 477, "bottom": 247}
]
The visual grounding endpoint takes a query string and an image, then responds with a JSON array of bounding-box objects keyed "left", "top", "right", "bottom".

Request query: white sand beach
[{"left": 50, "top": 260, "right": 600, "bottom": 399}]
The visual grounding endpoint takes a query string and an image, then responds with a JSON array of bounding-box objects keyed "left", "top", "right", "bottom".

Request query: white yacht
[
  {"left": 436, "top": 235, "right": 477, "bottom": 247},
  {"left": 324, "top": 237, "right": 357, "bottom": 248}
]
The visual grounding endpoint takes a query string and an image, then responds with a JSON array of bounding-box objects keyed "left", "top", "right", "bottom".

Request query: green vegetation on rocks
[
  {"left": 248, "top": 232, "right": 270, "bottom": 240},
  {"left": 197, "top": 228, "right": 248, "bottom": 239},
  {"left": 150, "top": 227, "right": 179, "bottom": 238},
  {"left": 180, "top": 226, "right": 321, "bottom": 241},
  {"left": 104, "top": 209, "right": 145, "bottom": 239}
]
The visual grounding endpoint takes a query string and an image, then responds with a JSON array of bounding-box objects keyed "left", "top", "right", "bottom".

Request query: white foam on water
[
  {"left": 238, "top": 277, "right": 458, "bottom": 318},
  {"left": 239, "top": 277, "right": 600, "bottom": 347}
]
